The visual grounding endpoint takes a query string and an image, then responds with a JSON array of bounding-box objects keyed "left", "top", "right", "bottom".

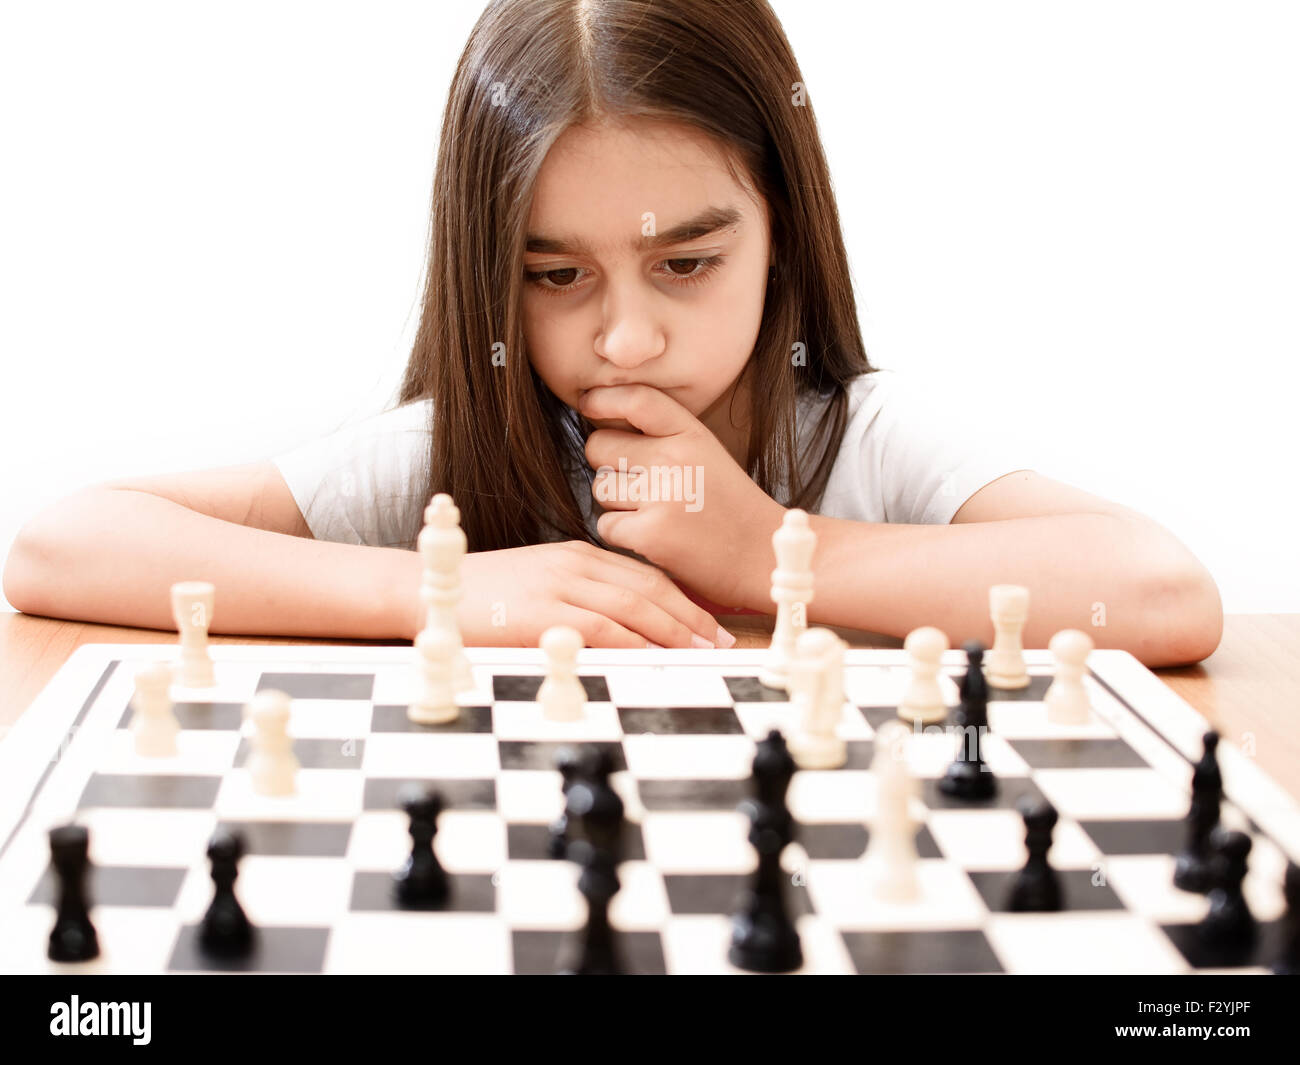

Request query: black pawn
[
  {"left": 558, "top": 748, "right": 626, "bottom": 975},
  {"left": 47, "top": 824, "right": 99, "bottom": 963},
  {"left": 939, "top": 642, "right": 998, "bottom": 800},
  {"left": 393, "top": 785, "right": 449, "bottom": 906},
  {"left": 1173, "top": 731, "right": 1222, "bottom": 893},
  {"left": 1272, "top": 860, "right": 1300, "bottom": 976},
  {"left": 1198, "top": 827, "right": 1256, "bottom": 948},
  {"left": 729, "top": 729, "right": 803, "bottom": 973},
  {"left": 199, "top": 829, "right": 254, "bottom": 957},
  {"left": 1007, "top": 797, "right": 1063, "bottom": 911},
  {"left": 548, "top": 746, "right": 583, "bottom": 859}
]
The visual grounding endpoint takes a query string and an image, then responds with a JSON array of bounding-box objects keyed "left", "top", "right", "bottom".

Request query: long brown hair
[{"left": 396, "top": 0, "right": 875, "bottom": 552}]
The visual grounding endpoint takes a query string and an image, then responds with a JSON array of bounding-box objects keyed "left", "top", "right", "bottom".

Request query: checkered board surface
[{"left": 1, "top": 643, "right": 1297, "bottom": 975}]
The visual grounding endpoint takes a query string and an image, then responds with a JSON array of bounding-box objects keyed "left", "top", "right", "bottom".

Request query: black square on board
[
  {"left": 966, "top": 867, "right": 1124, "bottom": 912},
  {"left": 168, "top": 925, "right": 329, "bottom": 973},
  {"left": 636, "top": 778, "right": 752, "bottom": 811},
  {"left": 662, "top": 873, "right": 813, "bottom": 916},
  {"left": 723, "top": 676, "right": 790, "bottom": 703},
  {"left": 215, "top": 820, "right": 353, "bottom": 857},
  {"left": 507, "top": 821, "right": 646, "bottom": 861},
  {"left": 617, "top": 706, "right": 743, "bottom": 735},
  {"left": 1161, "top": 918, "right": 1284, "bottom": 971},
  {"left": 362, "top": 777, "right": 496, "bottom": 812},
  {"left": 117, "top": 701, "right": 244, "bottom": 730},
  {"left": 370, "top": 703, "right": 493, "bottom": 733},
  {"left": 795, "top": 822, "right": 943, "bottom": 861},
  {"left": 512, "top": 929, "right": 667, "bottom": 975},
  {"left": 348, "top": 871, "right": 495, "bottom": 912},
  {"left": 1077, "top": 819, "right": 1186, "bottom": 857},
  {"left": 492, "top": 674, "right": 610, "bottom": 702},
  {"left": 942, "top": 673, "right": 1051, "bottom": 702},
  {"left": 29, "top": 865, "right": 186, "bottom": 908},
  {"left": 78, "top": 774, "right": 223, "bottom": 810},
  {"left": 1007, "top": 738, "right": 1150, "bottom": 770},
  {"left": 841, "top": 929, "right": 1003, "bottom": 974},
  {"left": 858, "top": 705, "right": 938, "bottom": 729},
  {"left": 256, "top": 672, "right": 375, "bottom": 701}
]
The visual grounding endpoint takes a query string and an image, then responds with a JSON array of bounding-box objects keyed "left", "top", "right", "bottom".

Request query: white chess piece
[
  {"left": 247, "top": 689, "right": 298, "bottom": 796},
  {"left": 170, "top": 581, "right": 216, "bottom": 688},
  {"left": 760, "top": 510, "right": 816, "bottom": 690},
  {"left": 1045, "top": 629, "right": 1094, "bottom": 724},
  {"left": 538, "top": 626, "right": 587, "bottom": 722},
  {"left": 410, "top": 626, "right": 460, "bottom": 724},
  {"left": 898, "top": 626, "right": 949, "bottom": 725},
  {"left": 418, "top": 494, "right": 473, "bottom": 693},
  {"left": 788, "top": 628, "right": 847, "bottom": 769},
  {"left": 987, "top": 584, "right": 1030, "bottom": 689},
  {"left": 131, "top": 661, "right": 178, "bottom": 757},
  {"left": 865, "top": 719, "right": 919, "bottom": 902}
]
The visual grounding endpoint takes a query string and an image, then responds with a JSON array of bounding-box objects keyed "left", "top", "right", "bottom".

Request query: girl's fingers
[
  {"left": 566, "top": 576, "right": 715, "bottom": 649},
  {"left": 550, "top": 602, "right": 655, "bottom": 649}
]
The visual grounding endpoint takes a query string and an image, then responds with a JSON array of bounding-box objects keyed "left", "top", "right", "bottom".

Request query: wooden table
[{"left": 3, "top": 612, "right": 1297, "bottom": 801}]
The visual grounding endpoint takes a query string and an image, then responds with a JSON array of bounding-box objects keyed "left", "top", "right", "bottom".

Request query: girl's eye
[
  {"left": 523, "top": 254, "right": 726, "bottom": 296},
  {"left": 533, "top": 267, "right": 579, "bottom": 288}
]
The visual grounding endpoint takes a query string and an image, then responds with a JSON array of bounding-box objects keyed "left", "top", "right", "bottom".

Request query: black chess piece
[
  {"left": 1007, "top": 797, "right": 1063, "bottom": 911},
  {"left": 938, "top": 642, "right": 998, "bottom": 800},
  {"left": 1173, "top": 731, "right": 1222, "bottom": 893},
  {"left": 548, "top": 746, "right": 583, "bottom": 859},
  {"left": 1273, "top": 860, "right": 1300, "bottom": 976},
  {"left": 1197, "top": 827, "right": 1256, "bottom": 949},
  {"left": 393, "top": 784, "right": 449, "bottom": 906},
  {"left": 47, "top": 824, "right": 99, "bottom": 963},
  {"left": 952, "top": 639, "right": 990, "bottom": 728},
  {"left": 199, "top": 829, "right": 254, "bottom": 957},
  {"left": 729, "top": 729, "right": 803, "bottom": 973},
  {"left": 557, "top": 747, "right": 626, "bottom": 975}
]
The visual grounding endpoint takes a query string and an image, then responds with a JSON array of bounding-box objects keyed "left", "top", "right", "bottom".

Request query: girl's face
[{"left": 522, "top": 118, "right": 772, "bottom": 463}]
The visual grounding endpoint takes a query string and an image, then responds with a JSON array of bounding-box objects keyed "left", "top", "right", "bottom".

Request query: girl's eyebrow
[{"left": 525, "top": 205, "right": 743, "bottom": 256}]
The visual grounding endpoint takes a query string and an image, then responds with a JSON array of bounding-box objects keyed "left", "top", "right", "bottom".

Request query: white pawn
[
  {"left": 987, "top": 584, "right": 1030, "bottom": 689},
  {"left": 788, "top": 628, "right": 847, "bottom": 769},
  {"left": 538, "top": 626, "right": 586, "bottom": 722},
  {"left": 247, "top": 690, "right": 298, "bottom": 796},
  {"left": 760, "top": 509, "right": 817, "bottom": 690},
  {"left": 410, "top": 626, "right": 459, "bottom": 724},
  {"left": 171, "top": 580, "right": 216, "bottom": 688},
  {"left": 131, "top": 661, "right": 178, "bottom": 757},
  {"left": 898, "top": 626, "right": 949, "bottom": 725},
  {"left": 866, "top": 719, "right": 919, "bottom": 902},
  {"left": 1045, "top": 629, "right": 1094, "bottom": 724}
]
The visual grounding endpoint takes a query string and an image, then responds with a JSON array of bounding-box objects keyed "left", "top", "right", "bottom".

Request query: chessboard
[{"left": 1, "top": 642, "right": 1296, "bottom": 975}]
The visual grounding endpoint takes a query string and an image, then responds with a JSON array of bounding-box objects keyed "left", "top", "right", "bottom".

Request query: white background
[{"left": 2, "top": 0, "right": 1296, "bottom": 612}]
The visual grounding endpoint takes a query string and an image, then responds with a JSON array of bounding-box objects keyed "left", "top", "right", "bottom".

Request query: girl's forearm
[
  {"left": 757, "top": 512, "right": 1223, "bottom": 668},
  {"left": 4, "top": 488, "right": 417, "bottom": 639}
]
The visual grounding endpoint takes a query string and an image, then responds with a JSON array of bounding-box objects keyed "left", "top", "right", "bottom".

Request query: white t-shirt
[{"left": 271, "top": 370, "right": 1032, "bottom": 551}]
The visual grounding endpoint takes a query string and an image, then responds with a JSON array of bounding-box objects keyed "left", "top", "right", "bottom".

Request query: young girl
[{"left": 3, "top": 0, "right": 1221, "bottom": 668}]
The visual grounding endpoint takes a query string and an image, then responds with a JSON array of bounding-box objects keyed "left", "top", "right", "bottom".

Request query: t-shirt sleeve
[
  {"left": 858, "top": 371, "right": 1035, "bottom": 525},
  {"left": 270, "top": 399, "right": 432, "bottom": 549}
]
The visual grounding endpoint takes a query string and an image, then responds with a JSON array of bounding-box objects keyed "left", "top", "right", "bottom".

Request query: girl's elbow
[
  {"left": 1144, "top": 563, "right": 1223, "bottom": 667},
  {"left": 2, "top": 527, "right": 51, "bottom": 616}
]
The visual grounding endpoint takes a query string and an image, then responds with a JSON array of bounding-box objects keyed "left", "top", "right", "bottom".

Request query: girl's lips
[{"left": 581, "top": 384, "right": 678, "bottom": 400}]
